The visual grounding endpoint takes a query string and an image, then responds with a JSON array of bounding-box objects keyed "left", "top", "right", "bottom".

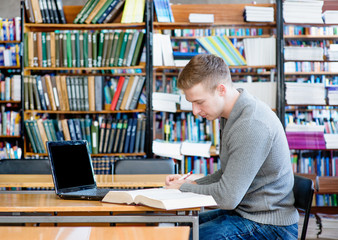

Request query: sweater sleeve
[
  {"left": 195, "top": 169, "right": 223, "bottom": 185},
  {"left": 180, "top": 119, "right": 273, "bottom": 209}
]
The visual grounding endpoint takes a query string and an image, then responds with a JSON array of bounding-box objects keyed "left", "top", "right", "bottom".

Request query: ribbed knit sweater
[{"left": 180, "top": 89, "right": 299, "bottom": 226}]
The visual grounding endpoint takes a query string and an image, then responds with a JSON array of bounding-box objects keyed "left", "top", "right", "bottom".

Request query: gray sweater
[{"left": 180, "top": 89, "right": 299, "bottom": 226}]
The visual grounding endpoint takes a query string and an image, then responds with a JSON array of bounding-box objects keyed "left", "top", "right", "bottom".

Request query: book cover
[
  {"left": 103, "top": 0, "right": 125, "bottom": 24},
  {"left": 123, "top": 118, "right": 133, "bottom": 153},
  {"left": 118, "top": 118, "right": 128, "bottom": 153},
  {"left": 102, "top": 188, "right": 216, "bottom": 210}
]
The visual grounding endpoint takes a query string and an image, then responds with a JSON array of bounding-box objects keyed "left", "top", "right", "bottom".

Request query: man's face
[{"left": 183, "top": 82, "right": 224, "bottom": 121}]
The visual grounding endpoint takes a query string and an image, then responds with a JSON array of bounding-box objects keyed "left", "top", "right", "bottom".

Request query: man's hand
[{"left": 165, "top": 174, "right": 196, "bottom": 189}]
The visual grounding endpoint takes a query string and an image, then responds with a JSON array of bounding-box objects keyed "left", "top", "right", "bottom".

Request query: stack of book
[
  {"left": 0, "top": 45, "right": 20, "bottom": 67},
  {"left": 0, "top": 106, "right": 20, "bottom": 137},
  {"left": 285, "top": 82, "right": 326, "bottom": 105},
  {"left": 196, "top": 35, "right": 246, "bottom": 66},
  {"left": 285, "top": 124, "right": 326, "bottom": 149},
  {"left": 152, "top": 92, "right": 180, "bottom": 112},
  {"left": 284, "top": 46, "right": 323, "bottom": 61},
  {"left": 243, "top": 6, "right": 274, "bottom": 22},
  {"left": 327, "top": 44, "right": 338, "bottom": 61},
  {"left": 24, "top": 29, "right": 145, "bottom": 68},
  {"left": 283, "top": 0, "right": 324, "bottom": 24},
  {"left": 324, "top": 134, "right": 338, "bottom": 149},
  {"left": 74, "top": 0, "right": 126, "bottom": 24},
  {"left": 0, "top": 142, "right": 22, "bottom": 160},
  {"left": 243, "top": 37, "right": 276, "bottom": 66},
  {"left": 153, "top": 33, "right": 175, "bottom": 66},
  {"left": 24, "top": 115, "right": 146, "bottom": 154},
  {"left": 24, "top": 0, "right": 66, "bottom": 23},
  {"left": 24, "top": 75, "right": 145, "bottom": 112},
  {"left": 327, "top": 86, "right": 338, "bottom": 105},
  {"left": 0, "top": 75, "right": 21, "bottom": 101},
  {"left": 153, "top": 0, "right": 174, "bottom": 23},
  {"left": 323, "top": 11, "right": 338, "bottom": 24},
  {"left": 0, "top": 17, "right": 21, "bottom": 41}
]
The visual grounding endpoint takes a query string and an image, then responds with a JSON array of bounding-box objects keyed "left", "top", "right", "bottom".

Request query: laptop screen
[{"left": 47, "top": 141, "right": 96, "bottom": 191}]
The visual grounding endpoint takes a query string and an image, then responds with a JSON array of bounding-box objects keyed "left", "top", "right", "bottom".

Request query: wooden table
[
  {"left": 0, "top": 174, "right": 167, "bottom": 189},
  {"left": 0, "top": 226, "right": 190, "bottom": 240},
  {"left": 0, "top": 193, "right": 199, "bottom": 240}
]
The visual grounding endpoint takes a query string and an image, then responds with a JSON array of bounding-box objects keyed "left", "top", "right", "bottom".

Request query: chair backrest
[
  {"left": 114, "top": 158, "right": 175, "bottom": 174},
  {"left": 0, "top": 159, "right": 51, "bottom": 174},
  {"left": 293, "top": 175, "right": 314, "bottom": 240}
]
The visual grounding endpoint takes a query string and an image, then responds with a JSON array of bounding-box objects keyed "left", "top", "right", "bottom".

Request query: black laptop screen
[{"left": 48, "top": 141, "right": 95, "bottom": 190}]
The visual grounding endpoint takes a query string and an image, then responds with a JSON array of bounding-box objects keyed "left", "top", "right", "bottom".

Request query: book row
[
  {"left": 0, "top": 17, "right": 21, "bottom": 41},
  {"left": 153, "top": 0, "right": 174, "bottom": 23},
  {"left": 284, "top": 62, "right": 338, "bottom": 73},
  {"left": 284, "top": 26, "right": 338, "bottom": 37},
  {"left": 24, "top": 29, "right": 145, "bottom": 68},
  {"left": 316, "top": 194, "right": 337, "bottom": 207},
  {"left": 0, "top": 142, "right": 22, "bottom": 160},
  {"left": 0, "top": 44, "right": 20, "bottom": 67},
  {"left": 155, "top": 112, "right": 220, "bottom": 149},
  {"left": 74, "top": 0, "right": 145, "bottom": 24},
  {"left": 74, "top": 0, "right": 125, "bottom": 24},
  {"left": 169, "top": 27, "right": 267, "bottom": 38},
  {"left": 0, "top": 75, "right": 21, "bottom": 101},
  {"left": 24, "top": 115, "right": 146, "bottom": 155},
  {"left": 24, "top": 0, "right": 66, "bottom": 24},
  {"left": 24, "top": 75, "right": 145, "bottom": 112},
  {"left": 93, "top": 156, "right": 145, "bottom": 175},
  {"left": 0, "top": 107, "right": 20, "bottom": 137},
  {"left": 183, "top": 156, "right": 220, "bottom": 176}
]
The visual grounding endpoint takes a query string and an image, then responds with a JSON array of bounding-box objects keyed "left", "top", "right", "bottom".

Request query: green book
[
  {"left": 28, "top": 76, "right": 34, "bottom": 110},
  {"left": 25, "top": 120, "right": 38, "bottom": 153},
  {"left": 113, "top": 119, "right": 123, "bottom": 153},
  {"left": 48, "top": 119, "right": 58, "bottom": 141},
  {"left": 32, "top": 120, "right": 45, "bottom": 153},
  {"left": 55, "top": 30, "right": 60, "bottom": 67},
  {"left": 24, "top": 76, "right": 29, "bottom": 110},
  {"left": 109, "top": 30, "right": 120, "bottom": 67},
  {"left": 41, "top": 32, "right": 47, "bottom": 67},
  {"left": 131, "top": 31, "right": 145, "bottom": 66},
  {"left": 113, "top": 31, "right": 125, "bottom": 66},
  {"left": 67, "top": 31, "right": 72, "bottom": 67},
  {"left": 92, "top": 30, "right": 98, "bottom": 67},
  {"left": 43, "top": 119, "right": 53, "bottom": 141},
  {"left": 97, "top": 30, "right": 105, "bottom": 67},
  {"left": 101, "top": 31, "right": 110, "bottom": 67},
  {"left": 74, "top": 0, "right": 95, "bottom": 24},
  {"left": 105, "top": 30, "right": 114, "bottom": 67},
  {"left": 62, "top": 31, "right": 68, "bottom": 67},
  {"left": 81, "top": 31, "right": 86, "bottom": 67},
  {"left": 75, "top": 30, "right": 81, "bottom": 67},
  {"left": 79, "top": 0, "right": 100, "bottom": 24},
  {"left": 71, "top": 31, "right": 76, "bottom": 67},
  {"left": 32, "top": 77, "right": 41, "bottom": 110},
  {"left": 46, "top": 32, "right": 51, "bottom": 67},
  {"left": 123, "top": 31, "right": 134, "bottom": 66},
  {"left": 117, "top": 32, "right": 129, "bottom": 67},
  {"left": 86, "top": 31, "right": 91, "bottom": 67},
  {"left": 24, "top": 33, "right": 28, "bottom": 67},
  {"left": 91, "top": 0, "right": 115, "bottom": 24},
  {"left": 91, "top": 120, "right": 99, "bottom": 154}
]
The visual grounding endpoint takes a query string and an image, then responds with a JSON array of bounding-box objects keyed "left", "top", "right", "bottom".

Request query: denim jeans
[{"left": 191, "top": 209, "right": 298, "bottom": 240}]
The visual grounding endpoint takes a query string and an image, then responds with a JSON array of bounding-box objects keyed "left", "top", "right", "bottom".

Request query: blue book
[
  {"left": 67, "top": 119, "right": 78, "bottom": 140},
  {"left": 96, "top": 0, "right": 120, "bottom": 24},
  {"left": 128, "top": 118, "right": 137, "bottom": 153},
  {"left": 123, "top": 118, "right": 133, "bottom": 153}
]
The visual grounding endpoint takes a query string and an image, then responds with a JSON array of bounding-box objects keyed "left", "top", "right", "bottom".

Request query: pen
[{"left": 178, "top": 171, "right": 193, "bottom": 180}]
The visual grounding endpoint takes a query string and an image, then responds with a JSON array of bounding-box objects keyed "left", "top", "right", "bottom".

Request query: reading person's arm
[{"left": 180, "top": 120, "right": 273, "bottom": 209}]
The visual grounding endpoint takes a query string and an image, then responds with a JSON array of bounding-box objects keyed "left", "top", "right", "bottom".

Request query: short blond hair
[{"left": 177, "top": 54, "right": 232, "bottom": 92}]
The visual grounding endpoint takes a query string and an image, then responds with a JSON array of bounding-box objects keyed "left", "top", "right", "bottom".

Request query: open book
[{"left": 102, "top": 188, "right": 217, "bottom": 210}]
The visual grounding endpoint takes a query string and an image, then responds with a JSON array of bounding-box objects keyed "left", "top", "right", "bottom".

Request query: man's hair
[{"left": 177, "top": 54, "right": 232, "bottom": 91}]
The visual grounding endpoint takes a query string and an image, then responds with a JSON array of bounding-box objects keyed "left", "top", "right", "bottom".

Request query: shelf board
[
  {"left": 0, "top": 135, "right": 21, "bottom": 138},
  {"left": 24, "top": 109, "right": 146, "bottom": 114},
  {"left": 284, "top": 60, "right": 336, "bottom": 63},
  {"left": 171, "top": 34, "right": 275, "bottom": 40},
  {"left": 284, "top": 35, "right": 338, "bottom": 40},
  {"left": 0, "top": 40, "right": 21, "bottom": 44},
  {"left": 311, "top": 206, "right": 338, "bottom": 214},
  {"left": 24, "top": 23, "right": 146, "bottom": 30},
  {"left": 154, "top": 22, "right": 276, "bottom": 29},
  {"left": 0, "top": 66, "right": 20, "bottom": 69},
  {"left": 154, "top": 65, "right": 276, "bottom": 70},
  {"left": 0, "top": 100, "right": 21, "bottom": 104},
  {"left": 24, "top": 66, "right": 145, "bottom": 71},
  {"left": 285, "top": 72, "right": 338, "bottom": 75},
  {"left": 58, "top": 72, "right": 146, "bottom": 76},
  {"left": 24, "top": 152, "right": 146, "bottom": 157},
  {"left": 284, "top": 22, "right": 338, "bottom": 27}
]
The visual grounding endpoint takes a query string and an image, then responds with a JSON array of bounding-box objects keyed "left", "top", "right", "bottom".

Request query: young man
[{"left": 165, "top": 54, "right": 299, "bottom": 239}]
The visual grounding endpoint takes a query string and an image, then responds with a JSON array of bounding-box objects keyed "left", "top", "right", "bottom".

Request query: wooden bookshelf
[
  {"left": 24, "top": 109, "right": 146, "bottom": 114},
  {"left": 154, "top": 65, "right": 276, "bottom": 70},
  {"left": 24, "top": 152, "right": 146, "bottom": 157},
  {"left": 0, "top": 40, "right": 21, "bottom": 44},
  {"left": 285, "top": 35, "right": 338, "bottom": 40}
]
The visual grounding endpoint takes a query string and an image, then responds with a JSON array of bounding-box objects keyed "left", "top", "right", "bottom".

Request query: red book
[{"left": 110, "top": 76, "right": 125, "bottom": 110}]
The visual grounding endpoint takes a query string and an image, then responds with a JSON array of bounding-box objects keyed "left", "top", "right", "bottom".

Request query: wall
[{"left": 1, "top": 0, "right": 273, "bottom": 18}]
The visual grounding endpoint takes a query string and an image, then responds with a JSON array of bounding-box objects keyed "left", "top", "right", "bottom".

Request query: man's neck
[{"left": 222, "top": 88, "right": 240, "bottom": 119}]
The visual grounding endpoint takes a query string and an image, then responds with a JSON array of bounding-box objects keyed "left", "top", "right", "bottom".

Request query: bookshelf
[
  {"left": 281, "top": 0, "right": 338, "bottom": 213},
  {"left": 151, "top": 3, "right": 280, "bottom": 174},
  {"left": 21, "top": 1, "right": 150, "bottom": 166},
  {"left": 0, "top": 10, "right": 23, "bottom": 159}
]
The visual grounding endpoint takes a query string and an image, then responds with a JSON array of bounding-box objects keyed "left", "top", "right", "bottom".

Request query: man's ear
[{"left": 217, "top": 84, "right": 227, "bottom": 96}]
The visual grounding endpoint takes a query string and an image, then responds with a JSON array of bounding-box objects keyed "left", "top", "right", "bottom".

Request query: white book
[
  {"left": 102, "top": 188, "right": 217, "bottom": 210},
  {"left": 153, "top": 33, "right": 163, "bottom": 66},
  {"left": 152, "top": 139, "right": 183, "bottom": 160},
  {"left": 181, "top": 141, "right": 212, "bottom": 158},
  {"left": 161, "top": 34, "right": 175, "bottom": 66}
]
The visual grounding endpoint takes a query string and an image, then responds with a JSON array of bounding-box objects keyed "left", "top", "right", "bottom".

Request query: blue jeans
[{"left": 191, "top": 209, "right": 298, "bottom": 240}]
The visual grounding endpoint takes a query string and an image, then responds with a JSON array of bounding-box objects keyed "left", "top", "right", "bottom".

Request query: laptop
[{"left": 47, "top": 140, "right": 111, "bottom": 200}]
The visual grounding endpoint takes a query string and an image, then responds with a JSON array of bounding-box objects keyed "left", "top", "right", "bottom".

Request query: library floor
[{"left": 300, "top": 214, "right": 338, "bottom": 240}]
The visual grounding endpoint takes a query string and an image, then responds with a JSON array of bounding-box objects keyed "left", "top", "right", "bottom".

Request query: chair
[
  {"left": 293, "top": 175, "right": 315, "bottom": 240},
  {"left": 0, "top": 159, "right": 51, "bottom": 174},
  {"left": 114, "top": 158, "right": 176, "bottom": 174}
]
